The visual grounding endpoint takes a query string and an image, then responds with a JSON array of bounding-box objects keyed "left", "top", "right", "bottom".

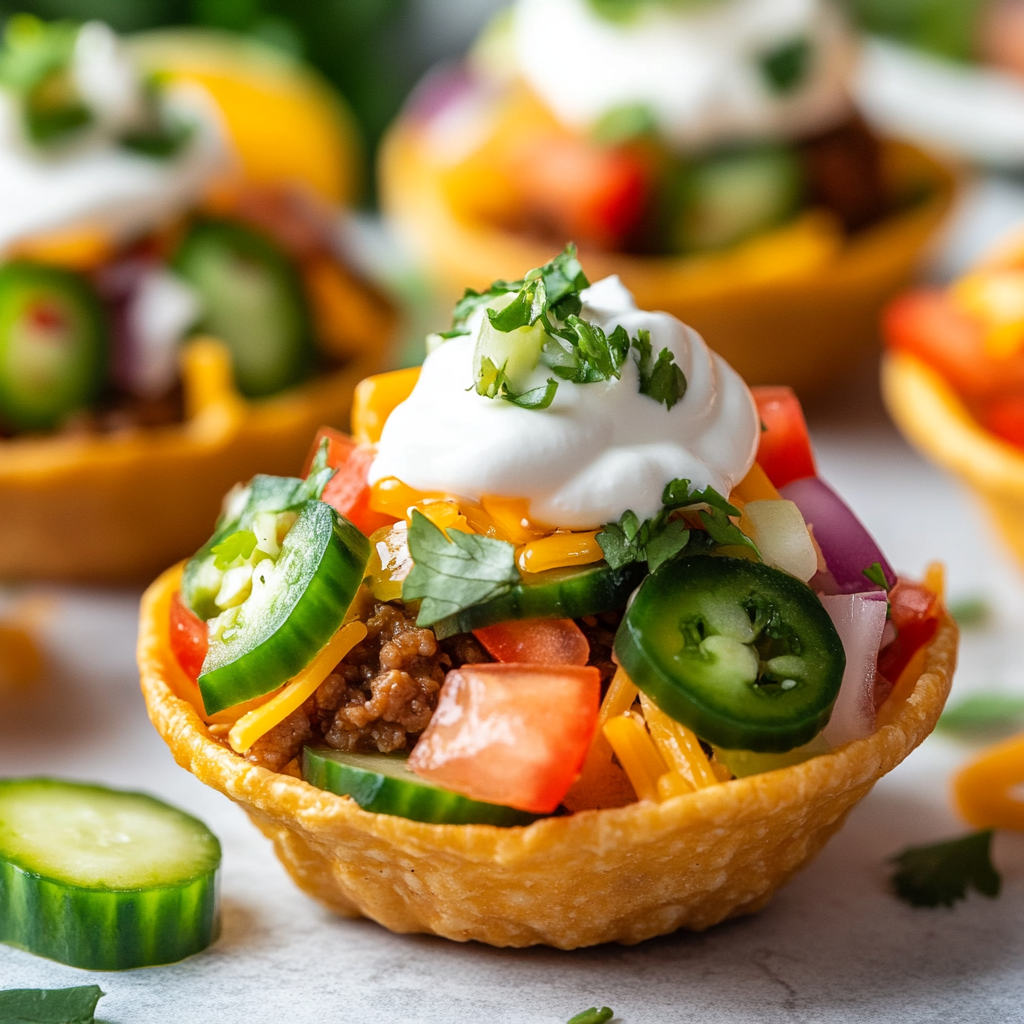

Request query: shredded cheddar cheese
[
  {"left": 517, "top": 531, "right": 604, "bottom": 574},
  {"left": 228, "top": 621, "right": 367, "bottom": 754},
  {"left": 953, "top": 732, "right": 1024, "bottom": 833},
  {"left": 640, "top": 693, "right": 719, "bottom": 789},
  {"left": 603, "top": 711, "right": 667, "bottom": 803}
]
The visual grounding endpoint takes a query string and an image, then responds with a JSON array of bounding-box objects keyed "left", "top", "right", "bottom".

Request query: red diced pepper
[
  {"left": 473, "top": 618, "right": 590, "bottom": 666},
  {"left": 169, "top": 591, "right": 208, "bottom": 682},
  {"left": 752, "top": 386, "right": 817, "bottom": 488}
]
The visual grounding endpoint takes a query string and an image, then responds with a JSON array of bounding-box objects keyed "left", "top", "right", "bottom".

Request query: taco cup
[
  {"left": 140, "top": 248, "right": 956, "bottom": 947},
  {"left": 380, "top": 0, "right": 955, "bottom": 395},
  {"left": 0, "top": 18, "right": 394, "bottom": 583}
]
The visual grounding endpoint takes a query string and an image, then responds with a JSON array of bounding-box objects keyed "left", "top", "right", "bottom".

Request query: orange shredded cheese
[
  {"left": 640, "top": 693, "right": 719, "bottom": 789},
  {"left": 228, "top": 621, "right": 367, "bottom": 754},
  {"left": 953, "top": 732, "right": 1024, "bottom": 833},
  {"left": 517, "top": 531, "right": 604, "bottom": 574},
  {"left": 603, "top": 711, "right": 667, "bottom": 803}
]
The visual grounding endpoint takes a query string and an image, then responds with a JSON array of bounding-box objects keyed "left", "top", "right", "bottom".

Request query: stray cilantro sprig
[
  {"left": 567, "top": 1008, "right": 614, "bottom": 1024},
  {"left": 474, "top": 356, "right": 559, "bottom": 410},
  {"left": 402, "top": 510, "right": 520, "bottom": 626},
  {"left": 889, "top": 830, "right": 1001, "bottom": 908},
  {"left": 597, "top": 477, "right": 758, "bottom": 571},
  {"left": 948, "top": 596, "right": 991, "bottom": 628},
  {"left": 862, "top": 561, "right": 891, "bottom": 591},
  {"left": 0, "top": 985, "right": 105, "bottom": 1024},
  {"left": 632, "top": 328, "right": 687, "bottom": 409},
  {"left": 936, "top": 693, "right": 1024, "bottom": 738}
]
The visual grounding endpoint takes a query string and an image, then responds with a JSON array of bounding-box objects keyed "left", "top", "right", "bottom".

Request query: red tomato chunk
[
  {"left": 751, "top": 386, "right": 817, "bottom": 489},
  {"left": 407, "top": 663, "right": 601, "bottom": 814},
  {"left": 169, "top": 591, "right": 207, "bottom": 682},
  {"left": 473, "top": 618, "right": 589, "bottom": 666}
]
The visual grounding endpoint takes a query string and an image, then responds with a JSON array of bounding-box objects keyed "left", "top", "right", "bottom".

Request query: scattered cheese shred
[
  {"left": 603, "top": 711, "right": 667, "bottom": 803},
  {"left": 517, "top": 531, "right": 604, "bottom": 574},
  {"left": 640, "top": 693, "right": 719, "bottom": 790},
  {"left": 228, "top": 621, "right": 367, "bottom": 754},
  {"left": 953, "top": 732, "right": 1024, "bottom": 833}
]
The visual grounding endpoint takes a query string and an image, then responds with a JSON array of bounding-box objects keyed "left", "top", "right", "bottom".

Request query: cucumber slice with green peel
[
  {"left": 199, "top": 499, "right": 370, "bottom": 715},
  {"left": 0, "top": 778, "right": 220, "bottom": 970},
  {"left": 614, "top": 556, "right": 846, "bottom": 753},
  {"left": 667, "top": 145, "right": 804, "bottom": 254},
  {"left": 0, "top": 262, "right": 107, "bottom": 432},
  {"left": 172, "top": 218, "right": 313, "bottom": 398},
  {"left": 302, "top": 748, "right": 537, "bottom": 826},
  {"left": 431, "top": 561, "right": 644, "bottom": 640}
]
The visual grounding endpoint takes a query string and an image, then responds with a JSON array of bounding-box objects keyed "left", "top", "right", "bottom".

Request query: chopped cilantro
[
  {"left": 403, "top": 510, "right": 520, "bottom": 626},
  {"left": 936, "top": 693, "right": 1024, "bottom": 738},
  {"left": 631, "top": 329, "right": 687, "bottom": 410},
  {"left": 948, "top": 596, "right": 991, "bottom": 628},
  {"left": 890, "top": 830, "right": 1001, "bottom": 908},
  {"left": 474, "top": 356, "right": 559, "bottom": 409},
  {"left": 0, "top": 985, "right": 105, "bottom": 1024},
  {"left": 567, "top": 1008, "right": 614, "bottom": 1024},
  {"left": 211, "top": 529, "right": 257, "bottom": 569},
  {"left": 591, "top": 102, "right": 658, "bottom": 144},
  {"left": 862, "top": 561, "right": 891, "bottom": 591},
  {"left": 759, "top": 36, "right": 812, "bottom": 93},
  {"left": 699, "top": 505, "right": 761, "bottom": 559}
]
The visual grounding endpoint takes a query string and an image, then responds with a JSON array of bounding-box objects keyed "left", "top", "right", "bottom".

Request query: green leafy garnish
[
  {"left": 0, "top": 986, "right": 105, "bottom": 1024},
  {"left": 211, "top": 529, "right": 257, "bottom": 569},
  {"left": 474, "top": 356, "right": 559, "bottom": 409},
  {"left": 597, "top": 477, "right": 755, "bottom": 570},
  {"left": 403, "top": 510, "right": 520, "bottom": 626},
  {"left": 936, "top": 693, "right": 1024, "bottom": 738},
  {"left": 567, "top": 1008, "right": 614, "bottom": 1024},
  {"left": 586, "top": 0, "right": 722, "bottom": 22},
  {"left": 631, "top": 328, "right": 687, "bottom": 410},
  {"left": 862, "top": 561, "right": 891, "bottom": 591},
  {"left": 948, "top": 596, "right": 991, "bottom": 628},
  {"left": 591, "top": 102, "right": 658, "bottom": 144},
  {"left": 301, "top": 436, "right": 336, "bottom": 502},
  {"left": 890, "top": 830, "right": 1001, "bottom": 908},
  {"left": 759, "top": 37, "right": 812, "bottom": 93}
]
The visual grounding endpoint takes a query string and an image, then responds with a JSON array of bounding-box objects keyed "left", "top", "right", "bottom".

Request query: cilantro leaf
[
  {"left": 760, "top": 36, "right": 811, "bottom": 94},
  {"left": 505, "top": 378, "right": 559, "bottom": 409},
  {"left": 699, "top": 506, "right": 761, "bottom": 559},
  {"left": 862, "top": 561, "right": 891, "bottom": 591},
  {"left": 591, "top": 102, "right": 658, "bottom": 144},
  {"left": 631, "top": 329, "right": 687, "bottom": 409},
  {"left": 644, "top": 517, "right": 692, "bottom": 572},
  {"left": 538, "top": 244, "right": 588, "bottom": 318},
  {"left": 403, "top": 510, "right": 520, "bottom": 626},
  {"left": 936, "top": 693, "right": 1024, "bottom": 738},
  {"left": 0, "top": 985, "right": 105, "bottom": 1024},
  {"left": 889, "top": 830, "right": 1001, "bottom": 908},
  {"left": 596, "top": 510, "right": 645, "bottom": 569},
  {"left": 567, "top": 1009, "right": 614, "bottom": 1024},
  {"left": 948, "top": 596, "right": 991, "bottom": 628},
  {"left": 662, "top": 478, "right": 739, "bottom": 516},
  {"left": 474, "top": 356, "right": 559, "bottom": 409},
  {"left": 211, "top": 529, "right": 257, "bottom": 569}
]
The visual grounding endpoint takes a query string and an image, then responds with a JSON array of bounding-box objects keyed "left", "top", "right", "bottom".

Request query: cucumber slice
[
  {"left": 667, "top": 145, "right": 803, "bottom": 254},
  {"left": 199, "top": 500, "right": 370, "bottom": 714},
  {"left": 431, "top": 561, "right": 644, "bottom": 640},
  {"left": 172, "top": 219, "right": 313, "bottom": 398},
  {"left": 0, "top": 262, "right": 108, "bottom": 432},
  {"left": 0, "top": 778, "right": 220, "bottom": 970},
  {"left": 302, "top": 748, "right": 537, "bottom": 826}
]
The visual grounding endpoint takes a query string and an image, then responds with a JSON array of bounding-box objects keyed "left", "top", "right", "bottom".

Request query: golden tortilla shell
[
  {"left": 883, "top": 351, "right": 1024, "bottom": 569},
  {"left": 140, "top": 564, "right": 957, "bottom": 948},
  {"left": 380, "top": 127, "right": 954, "bottom": 398}
]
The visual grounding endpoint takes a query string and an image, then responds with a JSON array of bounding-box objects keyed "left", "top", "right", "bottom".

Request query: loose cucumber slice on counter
[
  {"left": 302, "top": 748, "right": 537, "bottom": 827},
  {"left": 173, "top": 218, "right": 313, "bottom": 398},
  {"left": 615, "top": 556, "right": 846, "bottom": 753},
  {"left": 199, "top": 499, "right": 370, "bottom": 715},
  {"left": 0, "top": 262, "right": 107, "bottom": 431},
  {"left": 431, "top": 561, "right": 644, "bottom": 640},
  {"left": 0, "top": 778, "right": 220, "bottom": 970}
]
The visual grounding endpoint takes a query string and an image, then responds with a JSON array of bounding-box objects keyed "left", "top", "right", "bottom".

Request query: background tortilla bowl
[{"left": 138, "top": 563, "right": 958, "bottom": 949}]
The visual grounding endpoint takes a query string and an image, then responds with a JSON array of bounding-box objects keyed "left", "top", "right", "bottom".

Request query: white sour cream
[
  {"left": 370, "top": 276, "right": 759, "bottom": 529},
  {"left": 510, "top": 0, "right": 856, "bottom": 150},
  {"left": 0, "top": 22, "right": 229, "bottom": 252}
]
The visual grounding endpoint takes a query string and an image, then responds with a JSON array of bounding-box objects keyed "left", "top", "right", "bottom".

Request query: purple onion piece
[
  {"left": 403, "top": 62, "right": 479, "bottom": 125},
  {"left": 820, "top": 592, "right": 888, "bottom": 748},
  {"left": 781, "top": 477, "right": 896, "bottom": 594}
]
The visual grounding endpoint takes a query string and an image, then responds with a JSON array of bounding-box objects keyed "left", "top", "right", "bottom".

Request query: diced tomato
[
  {"left": 877, "top": 577, "right": 940, "bottom": 687},
  {"left": 169, "top": 591, "right": 208, "bottom": 682},
  {"left": 751, "top": 386, "right": 817, "bottom": 488},
  {"left": 514, "top": 139, "right": 650, "bottom": 250},
  {"left": 303, "top": 426, "right": 397, "bottom": 536},
  {"left": 407, "top": 663, "right": 601, "bottom": 814},
  {"left": 473, "top": 618, "right": 590, "bottom": 666},
  {"left": 977, "top": 395, "right": 1024, "bottom": 449}
]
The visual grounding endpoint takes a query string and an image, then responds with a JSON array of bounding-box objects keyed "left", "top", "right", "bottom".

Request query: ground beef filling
[{"left": 244, "top": 602, "right": 621, "bottom": 773}]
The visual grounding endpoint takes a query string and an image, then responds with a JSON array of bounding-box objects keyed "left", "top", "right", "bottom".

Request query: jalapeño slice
[
  {"left": 198, "top": 500, "right": 369, "bottom": 715},
  {"left": 0, "top": 262, "right": 107, "bottom": 431},
  {"left": 173, "top": 218, "right": 313, "bottom": 398},
  {"left": 615, "top": 556, "right": 845, "bottom": 753}
]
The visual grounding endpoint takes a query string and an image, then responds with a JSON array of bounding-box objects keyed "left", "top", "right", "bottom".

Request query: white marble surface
[{"left": 3, "top": 190, "right": 1024, "bottom": 1022}]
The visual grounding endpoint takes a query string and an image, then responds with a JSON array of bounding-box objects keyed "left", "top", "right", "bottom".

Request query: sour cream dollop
[
  {"left": 370, "top": 276, "right": 759, "bottom": 530},
  {"left": 0, "top": 22, "right": 228, "bottom": 251},
  {"left": 510, "top": 0, "right": 856, "bottom": 150}
]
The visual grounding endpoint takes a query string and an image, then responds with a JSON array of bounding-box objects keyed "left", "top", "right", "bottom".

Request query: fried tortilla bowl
[
  {"left": 381, "top": 129, "right": 954, "bottom": 397},
  {"left": 139, "top": 563, "right": 957, "bottom": 949},
  {"left": 883, "top": 350, "right": 1024, "bottom": 568},
  {"left": 0, "top": 326, "right": 388, "bottom": 584}
]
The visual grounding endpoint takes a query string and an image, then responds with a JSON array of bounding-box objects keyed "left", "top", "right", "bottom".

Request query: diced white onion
[{"left": 742, "top": 499, "right": 818, "bottom": 582}]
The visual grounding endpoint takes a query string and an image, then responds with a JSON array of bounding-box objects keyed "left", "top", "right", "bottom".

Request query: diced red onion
[
  {"left": 820, "top": 592, "right": 888, "bottom": 748},
  {"left": 403, "top": 62, "right": 479, "bottom": 124},
  {"left": 781, "top": 477, "right": 896, "bottom": 594}
]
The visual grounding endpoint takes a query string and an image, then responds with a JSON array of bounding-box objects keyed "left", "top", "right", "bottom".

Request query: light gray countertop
[{"left": 2, "top": 184, "right": 1024, "bottom": 1023}]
